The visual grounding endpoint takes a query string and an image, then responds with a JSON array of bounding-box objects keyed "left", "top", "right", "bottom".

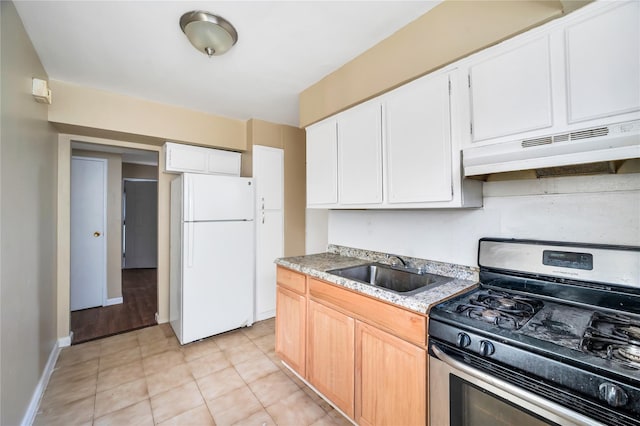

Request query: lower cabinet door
[
  {"left": 307, "top": 300, "right": 355, "bottom": 419},
  {"left": 275, "top": 286, "right": 306, "bottom": 376},
  {"left": 356, "top": 321, "right": 427, "bottom": 426}
]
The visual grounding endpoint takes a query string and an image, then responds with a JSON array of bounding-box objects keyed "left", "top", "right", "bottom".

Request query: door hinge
[
  {"left": 467, "top": 74, "right": 471, "bottom": 88},
  {"left": 448, "top": 79, "right": 451, "bottom": 95},
  {"left": 470, "top": 122, "right": 473, "bottom": 135}
]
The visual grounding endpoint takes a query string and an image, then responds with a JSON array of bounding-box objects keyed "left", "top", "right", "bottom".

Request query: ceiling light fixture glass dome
[{"left": 180, "top": 11, "right": 238, "bottom": 57}]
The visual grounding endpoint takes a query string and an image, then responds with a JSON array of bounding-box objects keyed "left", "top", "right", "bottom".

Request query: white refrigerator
[{"left": 170, "top": 173, "right": 255, "bottom": 344}]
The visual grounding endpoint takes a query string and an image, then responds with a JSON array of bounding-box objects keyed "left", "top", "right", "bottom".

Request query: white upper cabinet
[
  {"left": 164, "top": 142, "right": 241, "bottom": 176},
  {"left": 306, "top": 119, "right": 338, "bottom": 206},
  {"left": 565, "top": 1, "right": 640, "bottom": 123},
  {"left": 337, "top": 101, "right": 383, "bottom": 205},
  {"left": 469, "top": 36, "right": 553, "bottom": 142},
  {"left": 385, "top": 73, "right": 453, "bottom": 204}
]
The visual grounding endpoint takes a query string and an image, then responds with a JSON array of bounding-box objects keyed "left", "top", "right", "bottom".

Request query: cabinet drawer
[
  {"left": 309, "top": 278, "right": 426, "bottom": 346},
  {"left": 277, "top": 266, "right": 306, "bottom": 294}
]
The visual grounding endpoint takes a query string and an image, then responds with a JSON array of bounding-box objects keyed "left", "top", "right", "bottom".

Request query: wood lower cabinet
[
  {"left": 275, "top": 285, "right": 306, "bottom": 376},
  {"left": 307, "top": 300, "right": 355, "bottom": 418},
  {"left": 356, "top": 321, "right": 427, "bottom": 426},
  {"left": 275, "top": 266, "right": 428, "bottom": 425}
]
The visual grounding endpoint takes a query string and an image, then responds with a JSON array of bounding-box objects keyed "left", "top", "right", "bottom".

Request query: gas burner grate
[
  {"left": 454, "top": 290, "right": 543, "bottom": 330},
  {"left": 581, "top": 312, "right": 640, "bottom": 370}
]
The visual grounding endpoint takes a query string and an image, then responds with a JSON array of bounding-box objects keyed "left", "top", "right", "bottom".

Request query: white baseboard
[
  {"left": 20, "top": 340, "right": 62, "bottom": 426},
  {"left": 58, "top": 333, "right": 72, "bottom": 347},
  {"left": 104, "top": 296, "right": 123, "bottom": 306},
  {"left": 255, "top": 309, "right": 275, "bottom": 322}
]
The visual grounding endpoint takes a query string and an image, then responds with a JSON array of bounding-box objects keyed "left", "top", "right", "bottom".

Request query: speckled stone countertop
[{"left": 275, "top": 245, "right": 479, "bottom": 315}]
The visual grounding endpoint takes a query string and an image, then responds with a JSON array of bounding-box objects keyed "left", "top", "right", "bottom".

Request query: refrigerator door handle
[{"left": 186, "top": 221, "right": 194, "bottom": 268}]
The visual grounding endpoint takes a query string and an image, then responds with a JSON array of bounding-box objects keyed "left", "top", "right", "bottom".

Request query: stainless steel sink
[{"left": 327, "top": 263, "right": 450, "bottom": 295}]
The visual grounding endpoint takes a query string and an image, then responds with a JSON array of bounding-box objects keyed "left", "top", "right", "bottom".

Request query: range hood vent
[{"left": 464, "top": 120, "right": 640, "bottom": 177}]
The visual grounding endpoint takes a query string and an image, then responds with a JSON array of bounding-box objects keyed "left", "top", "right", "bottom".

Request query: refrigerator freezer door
[
  {"left": 183, "top": 174, "right": 254, "bottom": 222},
  {"left": 180, "top": 220, "right": 254, "bottom": 344}
]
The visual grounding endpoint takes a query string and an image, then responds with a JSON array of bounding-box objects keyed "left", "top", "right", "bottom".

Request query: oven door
[{"left": 429, "top": 344, "right": 602, "bottom": 426}]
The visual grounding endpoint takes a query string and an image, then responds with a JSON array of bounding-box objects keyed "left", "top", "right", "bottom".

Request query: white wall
[
  {"left": 327, "top": 175, "right": 640, "bottom": 267},
  {"left": 306, "top": 209, "right": 329, "bottom": 254}
]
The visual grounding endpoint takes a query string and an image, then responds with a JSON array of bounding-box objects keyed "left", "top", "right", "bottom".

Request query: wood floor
[{"left": 71, "top": 268, "right": 157, "bottom": 344}]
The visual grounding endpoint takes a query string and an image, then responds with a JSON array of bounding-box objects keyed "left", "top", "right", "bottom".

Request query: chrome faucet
[{"left": 385, "top": 253, "right": 425, "bottom": 275}]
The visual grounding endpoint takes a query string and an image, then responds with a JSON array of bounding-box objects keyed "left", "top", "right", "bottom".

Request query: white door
[
  {"left": 306, "top": 119, "right": 338, "bottom": 206},
  {"left": 123, "top": 180, "right": 158, "bottom": 269},
  {"left": 254, "top": 146, "right": 284, "bottom": 321},
  {"left": 71, "top": 157, "right": 107, "bottom": 311},
  {"left": 338, "top": 100, "right": 383, "bottom": 205},
  {"left": 384, "top": 72, "right": 453, "bottom": 203},
  {"left": 182, "top": 221, "right": 254, "bottom": 344}
]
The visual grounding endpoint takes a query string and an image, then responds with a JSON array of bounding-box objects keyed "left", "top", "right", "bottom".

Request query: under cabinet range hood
[{"left": 462, "top": 120, "right": 640, "bottom": 177}]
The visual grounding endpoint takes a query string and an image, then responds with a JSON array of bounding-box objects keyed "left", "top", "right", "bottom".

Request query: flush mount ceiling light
[{"left": 180, "top": 11, "right": 238, "bottom": 57}]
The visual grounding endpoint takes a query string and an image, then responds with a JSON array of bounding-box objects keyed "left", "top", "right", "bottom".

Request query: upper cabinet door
[
  {"left": 565, "top": 1, "right": 640, "bottom": 124},
  {"left": 469, "top": 36, "right": 553, "bottom": 142},
  {"left": 337, "top": 102, "right": 383, "bottom": 205},
  {"left": 306, "top": 119, "right": 338, "bottom": 206},
  {"left": 384, "top": 73, "right": 452, "bottom": 204}
]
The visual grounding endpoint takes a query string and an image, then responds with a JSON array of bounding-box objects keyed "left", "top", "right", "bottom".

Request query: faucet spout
[{"left": 386, "top": 253, "right": 407, "bottom": 267}]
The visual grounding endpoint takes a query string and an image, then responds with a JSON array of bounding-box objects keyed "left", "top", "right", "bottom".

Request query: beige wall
[
  {"left": 72, "top": 150, "right": 123, "bottom": 300},
  {"left": 299, "top": 0, "right": 585, "bottom": 127},
  {"left": 244, "top": 119, "right": 306, "bottom": 256},
  {"left": 123, "top": 163, "right": 158, "bottom": 180},
  {"left": 48, "top": 80, "right": 247, "bottom": 151},
  {"left": 1, "top": 2, "right": 59, "bottom": 424}
]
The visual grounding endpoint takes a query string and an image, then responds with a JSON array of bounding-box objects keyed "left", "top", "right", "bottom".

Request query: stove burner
[
  {"left": 618, "top": 345, "right": 640, "bottom": 363},
  {"left": 454, "top": 290, "right": 543, "bottom": 330},
  {"left": 581, "top": 312, "right": 640, "bottom": 370}
]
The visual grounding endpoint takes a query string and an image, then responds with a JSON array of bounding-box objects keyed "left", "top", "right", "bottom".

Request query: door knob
[{"left": 93, "top": 232, "right": 101, "bottom": 237}]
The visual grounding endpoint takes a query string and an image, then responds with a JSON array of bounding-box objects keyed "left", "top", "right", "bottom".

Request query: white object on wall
[{"left": 31, "top": 77, "right": 52, "bottom": 104}]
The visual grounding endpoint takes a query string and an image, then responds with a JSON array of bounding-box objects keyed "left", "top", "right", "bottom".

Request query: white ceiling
[{"left": 14, "top": 1, "right": 441, "bottom": 127}]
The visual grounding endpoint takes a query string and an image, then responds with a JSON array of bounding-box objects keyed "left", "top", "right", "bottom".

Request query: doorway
[{"left": 69, "top": 142, "right": 159, "bottom": 343}]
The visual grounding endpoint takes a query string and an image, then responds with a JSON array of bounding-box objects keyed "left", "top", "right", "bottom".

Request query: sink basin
[{"left": 327, "top": 263, "right": 450, "bottom": 295}]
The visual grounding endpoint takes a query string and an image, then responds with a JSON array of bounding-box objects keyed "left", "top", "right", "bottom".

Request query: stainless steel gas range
[{"left": 428, "top": 238, "right": 640, "bottom": 426}]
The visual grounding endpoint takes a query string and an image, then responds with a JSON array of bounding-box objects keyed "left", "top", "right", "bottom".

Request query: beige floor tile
[
  {"left": 93, "top": 399, "right": 154, "bottom": 426},
  {"left": 242, "top": 319, "right": 275, "bottom": 340},
  {"left": 207, "top": 386, "right": 262, "bottom": 425},
  {"left": 233, "top": 353, "right": 279, "bottom": 384},
  {"left": 94, "top": 377, "right": 148, "bottom": 418},
  {"left": 39, "top": 374, "right": 97, "bottom": 409},
  {"left": 99, "top": 332, "right": 139, "bottom": 356},
  {"left": 248, "top": 370, "right": 300, "bottom": 408},
  {"left": 223, "top": 341, "right": 264, "bottom": 366},
  {"left": 159, "top": 323, "right": 175, "bottom": 338},
  {"left": 56, "top": 343, "right": 101, "bottom": 368},
  {"left": 188, "top": 350, "right": 231, "bottom": 379},
  {"left": 310, "top": 412, "right": 353, "bottom": 426},
  {"left": 140, "top": 335, "right": 180, "bottom": 358},
  {"left": 150, "top": 381, "right": 204, "bottom": 424},
  {"left": 266, "top": 389, "right": 326, "bottom": 426},
  {"left": 142, "top": 349, "right": 185, "bottom": 375},
  {"left": 197, "top": 366, "right": 246, "bottom": 401},
  {"left": 181, "top": 338, "right": 220, "bottom": 362},
  {"left": 137, "top": 325, "right": 167, "bottom": 345},
  {"left": 232, "top": 408, "right": 276, "bottom": 426},
  {"left": 34, "top": 395, "right": 95, "bottom": 426},
  {"left": 157, "top": 404, "right": 214, "bottom": 426},
  {"left": 213, "top": 329, "right": 252, "bottom": 350},
  {"left": 252, "top": 334, "right": 275, "bottom": 353},
  {"left": 48, "top": 358, "right": 99, "bottom": 384},
  {"left": 99, "top": 346, "right": 142, "bottom": 371},
  {"left": 146, "top": 363, "right": 195, "bottom": 396},
  {"left": 96, "top": 359, "right": 145, "bottom": 393}
]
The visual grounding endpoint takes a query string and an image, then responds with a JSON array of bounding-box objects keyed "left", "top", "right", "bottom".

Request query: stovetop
[{"left": 432, "top": 285, "right": 640, "bottom": 376}]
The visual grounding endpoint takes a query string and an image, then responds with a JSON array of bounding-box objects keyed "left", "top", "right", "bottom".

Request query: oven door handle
[{"left": 430, "top": 345, "right": 603, "bottom": 426}]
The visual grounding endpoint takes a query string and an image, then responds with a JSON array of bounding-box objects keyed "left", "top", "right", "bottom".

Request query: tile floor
[{"left": 35, "top": 319, "right": 352, "bottom": 426}]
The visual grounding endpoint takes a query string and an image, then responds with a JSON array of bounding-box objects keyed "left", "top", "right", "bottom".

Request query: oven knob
[
  {"left": 479, "top": 340, "right": 495, "bottom": 357},
  {"left": 599, "top": 382, "right": 628, "bottom": 407},
  {"left": 456, "top": 333, "right": 471, "bottom": 348}
]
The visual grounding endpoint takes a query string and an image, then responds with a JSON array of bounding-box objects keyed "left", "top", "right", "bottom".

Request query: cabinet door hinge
[
  {"left": 448, "top": 79, "right": 452, "bottom": 95},
  {"left": 467, "top": 74, "right": 471, "bottom": 88},
  {"left": 470, "top": 122, "right": 473, "bottom": 135}
]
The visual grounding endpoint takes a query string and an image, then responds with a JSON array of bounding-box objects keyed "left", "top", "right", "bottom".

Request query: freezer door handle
[{"left": 186, "top": 222, "right": 194, "bottom": 268}]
